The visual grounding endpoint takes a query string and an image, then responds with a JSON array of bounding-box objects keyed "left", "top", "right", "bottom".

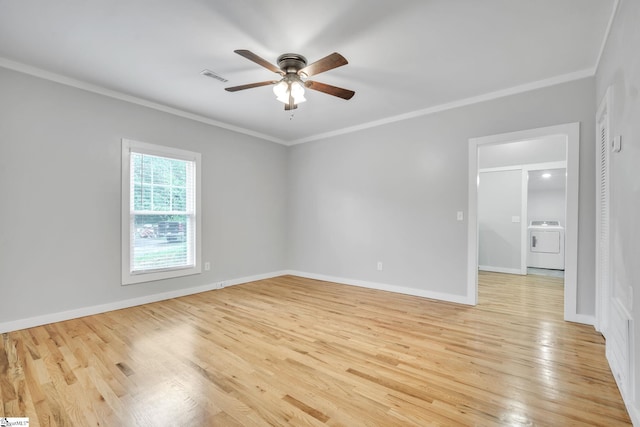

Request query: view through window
[
  {"left": 122, "top": 139, "right": 200, "bottom": 284},
  {"left": 131, "top": 152, "right": 193, "bottom": 271}
]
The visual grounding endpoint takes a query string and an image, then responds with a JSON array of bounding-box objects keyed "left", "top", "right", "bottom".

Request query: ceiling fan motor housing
[{"left": 277, "top": 53, "right": 307, "bottom": 74}]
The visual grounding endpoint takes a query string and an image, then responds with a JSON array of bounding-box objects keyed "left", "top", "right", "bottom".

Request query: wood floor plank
[{"left": 0, "top": 272, "right": 632, "bottom": 425}]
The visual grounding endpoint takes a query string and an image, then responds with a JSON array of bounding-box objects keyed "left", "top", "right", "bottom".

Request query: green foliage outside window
[{"left": 132, "top": 153, "right": 188, "bottom": 215}]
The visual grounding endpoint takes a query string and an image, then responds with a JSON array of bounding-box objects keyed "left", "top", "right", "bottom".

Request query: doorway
[
  {"left": 467, "top": 123, "right": 583, "bottom": 323},
  {"left": 476, "top": 161, "right": 567, "bottom": 278},
  {"left": 526, "top": 166, "right": 567, "bottom": 278}
]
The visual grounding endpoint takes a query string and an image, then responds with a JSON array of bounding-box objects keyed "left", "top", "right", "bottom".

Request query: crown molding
[
  {"left": 594, "top": 0, "right": 620, "bottom": 74},
  {"left": 2, "top": 56, "right": 595, "bottom": 147},
  {"left": 288, "top": 68, "right": 595, "bottom": 145},
  {"left": 0, "top": 57, "right": 287, "bottom": 145}
]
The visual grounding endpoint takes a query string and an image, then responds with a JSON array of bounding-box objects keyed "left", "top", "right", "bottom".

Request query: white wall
[
  {"left": 288, "top": 77, "right": 596, "bottom": 306},
  {"left": 0, "top": 67, "right": 288, "bottom": 327},
  {"left": 595, "top": 0, "right": 640, "bottom": 421},
  {"left": 0, "top": 66, "right": 598, "bottom": 331},
  {"left": 478, "top": 170, "right": 522, "bottom": 273},
  {"left": 528, "top": 189, "right": 566, "bottom": 225},
  {"left": 479, "top": 135, "right": 567, "bottom": 169}
]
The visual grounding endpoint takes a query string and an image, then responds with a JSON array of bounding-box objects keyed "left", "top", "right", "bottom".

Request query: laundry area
[
  {"left": 526, "top": 169, "right": 566, "bottom": 277},
  {"left": 476, "top": 137, "right": 567, "bottom": 280},
  {"left": 528, "top": 221, "right": 564, "bottom": 269}
]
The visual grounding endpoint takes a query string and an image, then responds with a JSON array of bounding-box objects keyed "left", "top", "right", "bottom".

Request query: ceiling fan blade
[
  {"left": 304, "top": 81, "right": 355, "bottom": 100},
  {"left": 234, "top": 50, "right": 284, "bottom": 75},
  {"left": 298, "top": 52, "right": 348, "bottom": 77},
  {"left": 225, "top": 81, "right": 278, "bottom": 92}
]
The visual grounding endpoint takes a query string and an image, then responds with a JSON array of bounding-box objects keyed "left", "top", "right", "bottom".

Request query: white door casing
[{"left": 468, "top": 123, "right": 580, "bottom": 323}]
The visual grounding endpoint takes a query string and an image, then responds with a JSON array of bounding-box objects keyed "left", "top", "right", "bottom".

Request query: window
[{"left": 121, "top": 139, "right": 201, "bottom": 285}]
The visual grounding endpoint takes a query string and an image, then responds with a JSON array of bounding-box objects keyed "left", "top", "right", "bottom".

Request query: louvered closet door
[{"left": 596, "top": 104, "right": 611, "bottom": 336}]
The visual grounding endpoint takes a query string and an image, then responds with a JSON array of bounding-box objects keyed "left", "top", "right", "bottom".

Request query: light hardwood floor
[{"left": 1, "top": 273, "right": 631, "bottom": 426}]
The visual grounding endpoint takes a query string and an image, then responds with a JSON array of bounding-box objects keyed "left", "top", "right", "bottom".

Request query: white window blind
[{"left": 122, "top": 139, "right": 201, "bottom": 285}]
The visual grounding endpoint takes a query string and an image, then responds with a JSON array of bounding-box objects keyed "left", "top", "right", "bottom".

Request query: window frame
[{"left": 121, "top": 138, "right": 201, "bottom": 285}]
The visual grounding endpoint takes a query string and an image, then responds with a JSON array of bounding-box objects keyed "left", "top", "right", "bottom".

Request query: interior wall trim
[
  {"left": 285, "top": 270, "right": 473, "bottom": 305},
  {"left": 594, "top": 0, "right": 621, "bottom": 74},
  {"left": 478, "top": 266, "right": 523, "bottom": 275},
  {"left": 570, "top": 314, "right": 596, "bottom": 326},
  {"left": 0, "top": 57, "right": 593, "bottom": 147},
  {"left": 0, "top": 57, "right": 286, "bottom": 146},
  {"left": 0, "top": 270, "right": 289, "bottom": 334},
  {"left": 289, "top": 69, "right": 594, "bottom": 145},
  {"left": 629, "top": 403, "right": 640, "bottom": 427},
  {"left": 469, "top": 122, "right": 581, "bottom": 319}
]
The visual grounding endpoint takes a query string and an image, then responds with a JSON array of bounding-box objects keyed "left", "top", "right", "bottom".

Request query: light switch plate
[{"left": 612, "top": 135, "right": 622, "bottom": 152}]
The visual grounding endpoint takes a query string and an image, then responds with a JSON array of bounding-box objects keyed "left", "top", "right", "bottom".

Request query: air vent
[{"left": 200, "top": 69, "right": 228, "bottom": 83}]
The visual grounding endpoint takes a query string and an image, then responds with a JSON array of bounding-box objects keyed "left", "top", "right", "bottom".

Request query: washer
[{"left": 527, "top": 220, "right": 565, "bottom": 270}]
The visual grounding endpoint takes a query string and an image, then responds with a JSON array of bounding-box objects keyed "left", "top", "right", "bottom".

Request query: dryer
[{"left": 527, "top": 220, "right": 565, "bottom": 270}]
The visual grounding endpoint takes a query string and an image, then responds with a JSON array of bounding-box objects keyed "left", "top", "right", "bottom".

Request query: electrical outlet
[
  {"left": 377, "top": 261, "right": 383, "bottom": 271},
  {"left": 204, "top": 262, "right": 210, "bottom": 271}
]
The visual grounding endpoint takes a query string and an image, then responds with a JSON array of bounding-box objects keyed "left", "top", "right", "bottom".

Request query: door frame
[
  {"left": 467, "top": 123, "right": 583, "bottom": 323},
  {"left": 522, "top": 161, "right": 567, "bottom": 274},
  {"left": 478, "top": 161, "right": 567, "bottom": 276},
  {"left": 595, "top": 87, "right": 612, "bottom": 335}
]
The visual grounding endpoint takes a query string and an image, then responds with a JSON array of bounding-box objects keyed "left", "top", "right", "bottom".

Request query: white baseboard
[
  {"left": 4, "top": 269, "right": 635, "bottom": 424},
  {"left": 479, "top": 265, "right": 524, "bottom": 275},
  {"left": 565, "top": 313, "right": 596, "bottom": 326},
  {"left": 0, "top": 270, "right": 289, "bottom": 334},
  {"left": 222, "top": 270, "right": 289, "bottom": 287},
  {"left": 615, "top": 373, "right": 640, "bottom": 427},
  {"left": 285, "top": 270, "right": 473, "bottom": 305},
  {"left": 0, "top": 268, "right": 595, "bottom": 332},
  {"left": 628, "top": 403, "right": 640, "bottom": 427}
]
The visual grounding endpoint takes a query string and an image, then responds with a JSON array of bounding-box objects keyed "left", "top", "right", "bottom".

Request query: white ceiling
[
  {"left": 528, "top": 168, "right": 566, "bottom": 192},
  {"left": 0, "top": 0, "right": 615, "bottom": 144}
]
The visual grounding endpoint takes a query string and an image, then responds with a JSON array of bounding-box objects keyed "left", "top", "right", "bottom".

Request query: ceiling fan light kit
[
  {"left": 225, "top": 50, "right": 355, "bottom": 111},
  {"left": 273, "top": 77, "right": 306, "bottom": 106}
]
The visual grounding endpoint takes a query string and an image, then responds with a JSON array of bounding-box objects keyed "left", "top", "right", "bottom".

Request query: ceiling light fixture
[
  {"left": 542, "top": 173, "right": 552, "bottom": 179},
  {"left": 225, "top": 50, "right": 355, "bottom": 111},
  {"left": 273, "top": 75, "right": 306, "bottom": 108}
]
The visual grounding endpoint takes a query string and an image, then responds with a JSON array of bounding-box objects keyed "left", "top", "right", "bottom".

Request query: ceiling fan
[{"left": 225, "top": 50, "right": 355, "bottom": 111}]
